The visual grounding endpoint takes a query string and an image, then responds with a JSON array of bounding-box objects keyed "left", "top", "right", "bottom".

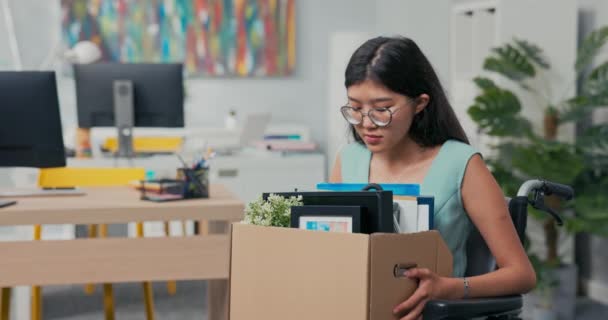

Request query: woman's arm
[
  {"left": 393, "top": 154, "right": 536, "bottom": 319},
  {"left": 329, "top": 153, "right": 342, "bottom": 183},
  {"left": 455, "top": 154, "right": 536, "bottom": 297}
]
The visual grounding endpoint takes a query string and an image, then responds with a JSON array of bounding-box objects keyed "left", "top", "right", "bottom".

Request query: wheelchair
[{"left": 422, "top": 179, "right": 574, "bottom": 320}]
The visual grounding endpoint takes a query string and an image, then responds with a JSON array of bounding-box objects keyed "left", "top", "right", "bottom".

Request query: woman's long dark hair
[{"left": 345, "top": 36, "right": 469, "bottom": 146}]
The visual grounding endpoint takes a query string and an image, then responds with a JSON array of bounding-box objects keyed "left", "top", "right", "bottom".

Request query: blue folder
[{"left": 316, "top": 183, "right": 420, "bottom": 196}]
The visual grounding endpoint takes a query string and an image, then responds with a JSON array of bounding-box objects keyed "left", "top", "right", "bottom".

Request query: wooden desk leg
[
  {"left": 206, "top": 221, "right": 229, "bottom": 320},
  {"left": 164, "top": 222, "right": 177, "bottom": 296},
  {"left": 32, "top": 225, "right": 42, "bottom": 320},
  {"left": 84, "top": 224, "right": 99, "bottom": 295},
  {"left": 99, "top": 224, "right": 115, "bottom": 320},
  {"left": 137, "top": 222, "right": 156, "bottom": 320},
  {"left": 0, "top": 287, "right": 10, "bottom": 320}
]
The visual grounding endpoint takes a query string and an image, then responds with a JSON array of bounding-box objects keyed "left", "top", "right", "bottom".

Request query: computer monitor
[
  {"left": 0, "top": 71, "right": 66, "bottom": 168},
  {"left": 262, "top": 191, "right": 395, "bottom": 234},
  {"left": 73, "top": 63, "right": 184, "bottom": 157}
]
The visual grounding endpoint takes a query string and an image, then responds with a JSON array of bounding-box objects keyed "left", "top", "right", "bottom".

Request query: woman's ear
[{"left": 414, "top": 94, "right": 430, "bottom": 114}]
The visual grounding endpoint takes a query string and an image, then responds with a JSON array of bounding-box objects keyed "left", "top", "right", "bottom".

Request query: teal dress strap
[
  {"left": 420, "top": 140, "right": 482, "bottom": 216},
  {"left": 340, "top": 143, "right": 372, "bottom": 183}
]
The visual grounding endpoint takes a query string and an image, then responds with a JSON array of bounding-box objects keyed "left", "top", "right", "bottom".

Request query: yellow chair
[
  {"left": 102, "top": 136, "right": 183, "bottom": 154},
  {"left": 1, "top": 167, "right": 169, "bottom": 320}
]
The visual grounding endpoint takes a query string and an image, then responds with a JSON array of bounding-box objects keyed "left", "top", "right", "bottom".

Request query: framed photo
[{"left": 290, "top": 205, "right": 362, "bottom": 233}]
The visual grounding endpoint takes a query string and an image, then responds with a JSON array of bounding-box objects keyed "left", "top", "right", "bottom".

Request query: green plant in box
[{"left": 244, "top": 194, "right": 303, "bottom": 227}]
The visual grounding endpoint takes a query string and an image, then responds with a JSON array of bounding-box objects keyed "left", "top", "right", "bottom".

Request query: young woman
[{"left": 330, "top": 36, "right": 536, "bottom": 320}]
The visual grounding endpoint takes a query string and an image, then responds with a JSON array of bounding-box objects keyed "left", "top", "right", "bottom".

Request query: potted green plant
[
  {"left": 467, "top": 26, "right": 608, "bottom": 319},
  {"left": 244, "top": 193, "right": 303, "bottom": 227}
]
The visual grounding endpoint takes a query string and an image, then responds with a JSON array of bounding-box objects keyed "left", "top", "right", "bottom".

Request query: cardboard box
[{"left": 229, "top": 223, "right": 453, "bottom": 320}]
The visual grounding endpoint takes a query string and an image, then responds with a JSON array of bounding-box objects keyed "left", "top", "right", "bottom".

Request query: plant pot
[
  {"left": 533, "top": 307, "right": 558, "bottom": 320},
  {"left": 523, "top": 264, "right": 578, "bottom": 320}
]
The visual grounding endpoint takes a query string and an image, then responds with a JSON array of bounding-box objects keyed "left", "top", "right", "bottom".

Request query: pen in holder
[{"left": 177, "top": 166, "right": 209, "bottom": 199}]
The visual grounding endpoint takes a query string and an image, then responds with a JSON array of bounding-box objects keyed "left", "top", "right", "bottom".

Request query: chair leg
[
  {"left": 102, "top": 284, "right": 115, "bottom": 320},
  {"left": 164, "top": 222, "right": 177, "bottom": 296},
  {"left": 31, "top": 225, "right": 42, "bottom": 320},
  {"left": 84, "top": 224, "right": 99, "bottom": 295},
  {"left": 0, "top": 287, "right": 10, "bottom": 320},
  {"left": 99, "top": 224, "right": 116, "bottom": 320},
  {"left": 143, "top": 282, "right": 155, "bottom": 320},
  {"left": 137, "top": 222, "right": 155, "bottom": 320},
  {"left": 31, "top": 286, "right": 42, "bottom": 320}
]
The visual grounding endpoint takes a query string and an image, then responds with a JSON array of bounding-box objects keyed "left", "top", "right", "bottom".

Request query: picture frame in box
[{"left": 290, "top": 205, "right": 362, "bottom": 233}]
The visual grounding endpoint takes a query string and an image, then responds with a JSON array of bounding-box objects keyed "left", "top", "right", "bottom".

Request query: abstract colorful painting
[{"left": 61, "top": 0, "right": 296, "bottom": 77}]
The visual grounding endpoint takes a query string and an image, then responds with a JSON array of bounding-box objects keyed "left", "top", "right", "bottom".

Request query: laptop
[{"left": 238, "top": 112, "right": 272, "bottom": 148}]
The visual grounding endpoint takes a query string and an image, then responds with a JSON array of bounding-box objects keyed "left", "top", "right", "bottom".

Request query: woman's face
[{"left": 345, "top": 80, "right": 428, "bottom": 153}]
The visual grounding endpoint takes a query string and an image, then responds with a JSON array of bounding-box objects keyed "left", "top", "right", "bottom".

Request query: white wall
[
  {"left": 375, "top": 0, "right": 452, "bottom": 88},
  {"left": 2, "top": 0, "right": 377, "bottom": 164}
]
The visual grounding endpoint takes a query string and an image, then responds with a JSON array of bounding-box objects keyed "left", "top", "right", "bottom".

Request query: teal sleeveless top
[{"left": 340, "top": 140, "right": 480, "bottom": 277}]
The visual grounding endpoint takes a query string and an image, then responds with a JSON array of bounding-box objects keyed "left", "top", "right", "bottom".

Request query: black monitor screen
[
  {"left": 74, "top": 63, "right": 184, "bottom": 128},
  {"left": 0, "top": 71, "right": 66, "bottom": 168}
]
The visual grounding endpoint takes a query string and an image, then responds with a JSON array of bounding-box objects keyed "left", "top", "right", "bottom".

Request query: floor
[
  {"left": 23, "top": 281, "right": 607, "bottom": 319},
  {"left": 43, "top": 281, "right": 207, "bottom": 320}
]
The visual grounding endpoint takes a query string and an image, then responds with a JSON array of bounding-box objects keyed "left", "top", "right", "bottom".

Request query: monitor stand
[{"left": 113, "top": 80, "right": 135, "bottom": 159}]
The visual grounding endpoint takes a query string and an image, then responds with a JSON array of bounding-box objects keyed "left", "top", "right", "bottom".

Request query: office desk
[{"left": 0, "top": 184, "right": 243, "bottom": 320}]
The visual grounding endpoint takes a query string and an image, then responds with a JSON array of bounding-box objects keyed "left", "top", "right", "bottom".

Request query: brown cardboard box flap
[
  {"left": 435, "top": 231, "right": 454, "bottom": 277},
  {"left": 368, "top": 230, "right": 453, "bottom": 319},
  {"left": 230, "top": 223, "right": 370, "bottom": 320}
]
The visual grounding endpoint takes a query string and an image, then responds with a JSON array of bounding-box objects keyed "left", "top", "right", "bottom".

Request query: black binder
[{"left": 263, "top": 190, "right": 394, "bottom": 234}]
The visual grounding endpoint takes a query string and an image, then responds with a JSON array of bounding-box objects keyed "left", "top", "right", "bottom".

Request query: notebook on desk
[{"left": 0, "top": 188, "right": 86, "bottom": 198}]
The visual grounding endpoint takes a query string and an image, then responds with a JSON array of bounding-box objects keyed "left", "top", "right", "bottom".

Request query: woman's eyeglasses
[{"left": 340, "top": 105, "right": 398, "bottom": 127}]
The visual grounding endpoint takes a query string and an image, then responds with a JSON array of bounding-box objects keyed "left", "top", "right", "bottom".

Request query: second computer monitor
[
  {"left": 74, "top": 63, "right": 184, "bottom": 128},
  {"left": 0, "top": 71, "right": 66, "bottom": 168}
]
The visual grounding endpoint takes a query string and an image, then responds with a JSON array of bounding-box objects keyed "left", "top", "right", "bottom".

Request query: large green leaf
[
  {"left": 467, "top": 88, "right": 532, "bottom": 137},
  {"left": 568, "top": 172, "right": 608, "bottom": 236},
  {"left": 583, "top": 61, "right": 608, "bottom": 97},
  {"left": 558, "top": 95, "right": 607, "bottom": 123},
  {"left": 484, "top": 44, "right": 536, "bottom": 82},
  {"left": 510, "top": 141, "right": 584, "bottom": 184},
  {"left": 561, "top": 61, "right": 608, "bottom": 123},
  {"left": 578, "top": 124, "right": 608, "bottom": 151},
  {"left": 514, "top": 38, "right": 550, "bottom": 69},
  {"left": 473, "top": 77, "right": 498, "bottom": 91},
  {"left": 576, "top": 26, "right": 608, "bottom": 75}
]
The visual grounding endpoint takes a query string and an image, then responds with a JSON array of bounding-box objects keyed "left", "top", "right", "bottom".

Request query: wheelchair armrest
[{"left": 422, "top": 295, "right": 522, "bottom": 320}]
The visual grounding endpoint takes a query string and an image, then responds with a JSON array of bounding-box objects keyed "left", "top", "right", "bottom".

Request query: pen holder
[{"left": 177, "top": 167, "right": 209, "bottom": 199}]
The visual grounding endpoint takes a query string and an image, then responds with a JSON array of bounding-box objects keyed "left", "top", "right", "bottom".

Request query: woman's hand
[{"left": 392, "top": 268, "right": 451, "bottom": 320}]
